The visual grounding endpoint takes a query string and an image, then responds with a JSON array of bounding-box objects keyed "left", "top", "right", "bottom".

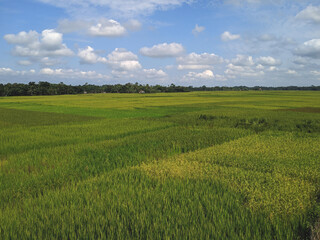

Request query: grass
[{"left": 0, "top": 91, "right": 319, "bottom": 239}]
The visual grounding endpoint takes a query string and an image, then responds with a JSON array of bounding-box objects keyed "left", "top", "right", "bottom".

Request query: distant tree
[
  {"left": 0, "top": 81, "right": 319, "bottom": 97},
  {"left": 0, "top": 84, "right": 5, "bottom": 96},
  {"left": 38, "top": 81, "right": 51, "bottom": 95},
  {"left": 28, "top": 82, "right": 36, "bottom": 95}
]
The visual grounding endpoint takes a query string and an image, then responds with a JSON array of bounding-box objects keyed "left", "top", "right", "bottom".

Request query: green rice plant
[{"left": 0, "top": 91, "right": 319, "bottom": 239}]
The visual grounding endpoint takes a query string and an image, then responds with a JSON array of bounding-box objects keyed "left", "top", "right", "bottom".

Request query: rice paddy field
[{"left": 0, "top": 91, "right": 319, "bottom": 239}]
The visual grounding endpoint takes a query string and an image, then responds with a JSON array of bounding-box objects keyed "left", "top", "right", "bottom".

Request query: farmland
[{"left": 0, "top": 91, "right": 319, "bottom": 239}]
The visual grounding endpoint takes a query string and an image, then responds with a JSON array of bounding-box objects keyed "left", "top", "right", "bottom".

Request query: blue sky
[{"left": 1, "top": 0, "right": 320, "bottom": 86}]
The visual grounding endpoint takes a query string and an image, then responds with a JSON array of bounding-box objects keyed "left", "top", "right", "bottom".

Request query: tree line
[{"left": 0, "top": 81, "right": 319, "bottom": 96}]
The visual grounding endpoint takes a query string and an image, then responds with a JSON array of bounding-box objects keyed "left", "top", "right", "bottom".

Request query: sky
[{"left": 1, "top": 0, "right": 320, "bottom": 87}]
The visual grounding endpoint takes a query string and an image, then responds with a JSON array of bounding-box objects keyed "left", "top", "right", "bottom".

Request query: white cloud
[
  {"left": 311, "top": 70, "right": 320, "bottom": 76},
  {"left": 36, "top": 0, "right": 192, "bottom": 18},
  {"left": 221, "top": 31, "right": 240, "bottom": 41},
  {"left": 40, "top": 57, "right": 61, "bottom": 66},
  {"left": 178, "top": 65, "right": 212, "bottom": 70},
  {"left": 115, "top": 61, "right": 142, "bottom": 71},
  {"left": 231, "top": 55, "right": 254, "bottom": 66},
  {"left": 267, "top": 66, "right": 279, "bottom": 72},
  {"left": 294, "top": 39, "right": 320, "bottom": 58},
  {"left": 88, "top": 19, "right": 126, "bottom": 37},
  {"left": 225, "top": 63, "right": 264, "bottom": 78},
  {"left": 107, "top": 48, "right": 141, "bottom": 71},
  {"left": 78, "top": 46, "right": 107, "bottom": 64},
  {"left": 108, "top": 48, "right": 138, "bottom": 62},
  {"left": 177, "top": 52, "right": 224, "bottom": 70},
  {"left": 110, "top": 65, "right": 167, "bottom": 81},
  {"left": 4, "top": 29, "right": 73, "bottom": 65},
  {"left": 0, "top": 66, "right": 166, "bottom": 83},
  {"left": 296, "top": 5, "right": 320, "bottom": 24},
  {"left": 39, "top": 68, "right": 109, "bottom": 79},
  {"left": 140, "top": 43, "right": 185, "bottom": 58},
  {"left": 142, "top": 69, "right": 167, "bottom": 78},
  {"left": 192, "top": 24, "right": 205, "bottom": 35},
  {"left": 0, "top": 68, "right": 38, "bottom": 76},
  {"left": 4, "top": 31, "right": 38, "bottom": 45},
  {"left": 287, "top": 69, "right": 297, "bottom": 75},
  {"left": 185, "top": 70, "right": 215, "bottom": 80},
  {"left": 57, "top": 18, "right": 132, "bottom": 36},
  {"left": 40, "top": 68, "right": 55, "bottom": 75},
  {"left": 41, "top": 29, "right": 63, "bottom": 50},
  {"left": 0, "top": 67, "right": 15, "bottom": 75},
  {"left": 256, "top": 56, "right": 282, "bottom": 66},
  {"left": 256, "top": 64, "right": 264, "bottom": 70},
  {"left": 0, "top": 67, "right": 112, "bottom": 83}
]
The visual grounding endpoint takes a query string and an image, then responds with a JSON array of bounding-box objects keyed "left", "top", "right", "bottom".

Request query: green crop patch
[
  {"left": 0, "top": 91, "right": 319, "bottom": 239},
  {"left": 278, "top": 107, "right": 320, "bottom": 113},
  {"left": 0, "top": 107, "right": 98, "bottom": 127}
]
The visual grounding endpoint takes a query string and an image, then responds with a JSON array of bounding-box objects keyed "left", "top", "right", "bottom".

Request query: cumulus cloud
[
  {"left": 4, "top": 29, "right": 73, "bottom": 65},
  {"left": 311, "top": 70, "right": 320, "bottom": 76},
  {"left": 294, "top": 39, "right": 320, "bottom": 58},
  {"left": 39, "top": 68, "right": 109, "bottom": 79},
  {"left": 296, "top": 5, "right": 320, "bottom": 24},
  {"left": 40, "top": 68, "right": 55, "bottom": 75},
  {"left": 177, "top": 52, "right": 224, "bottom": 70},
  {"left": 105, "top": 48, "right": 168, "bottom": 81},
  {"left": 0, "top": 68, "right": 38, "bottom": 76},
  {"left": 256, "top": 56, "right": 282, "bottom": 66},
  {"left": 192, "top": 24, "right": 205, "bottom": 35},
  {"left": 0, "top": 65, "right": 168, "bottom": 83},
  {"left": 110, "top": 67, "right": 167, "bottom": 81},
  {"left": 185, "top": 70, "right": 215, "bottom": 80},
  {"left": 107, "top": 48, "right": 142, "bottom": 71},
  {"left": 140, "top": 43, "right": 185, "bottom": 58},
  {"left": 256, "top": 64, "right": 264, "bottom": 70},
  {"left": 231, "top": 55, "right": 254, "bottom": 66},
  {"left": 58, "top": 18, "right": 134, "bottom": 36},
  {"left": 0, "top": 67, "right": 15, "bottom": 75},
  {"left": 41, "top": 29, "right": 64, "bottom": 50},
  {"left": 78, "top": 46, "right": 107, "bottom": 64},
  {"left": 142, "top": 68, "right": 167, "bottom": 78},
  {"left": 4, "top": 31, "right": 38, "bottom": 45},
  {"left": 40, "top": 57, "right": 61, "bottom": 66},
  {"left": 225, "top": 63, "right": 264, "bottom": 78},
  {"left": 221, "top": 31, "right": 240, "bottom": 41},
  {"left": 287, "top": 69, "right": 297, "bottom": 75},
  {"left": 88, "top": 19, "right": 126, "bottom": 37},
  {"left": 266, "top": 66, "right": 279, "bottom": 72}
]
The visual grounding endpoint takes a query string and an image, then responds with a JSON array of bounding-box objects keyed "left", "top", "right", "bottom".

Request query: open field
[{"left": 0, "top": 91, "right": 319, "bottom": 239}]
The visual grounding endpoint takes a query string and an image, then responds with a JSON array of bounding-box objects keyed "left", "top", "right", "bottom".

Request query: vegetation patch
[
  {"left": 311, "top": 220, "right": 320, "bottom": 240},
  {"left": 278, "top": 107, "right": 320, "bottom": 113},
  {"left": 0, "top": 91, "right": 319, "bottom": 239},
  {"left": 0, "top": 107, "right": 98, "bottom": 127}
]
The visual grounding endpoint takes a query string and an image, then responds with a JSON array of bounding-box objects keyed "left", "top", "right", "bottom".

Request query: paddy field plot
[{"left": 0, "top": 91, "right": 319, "bottom": 239}]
